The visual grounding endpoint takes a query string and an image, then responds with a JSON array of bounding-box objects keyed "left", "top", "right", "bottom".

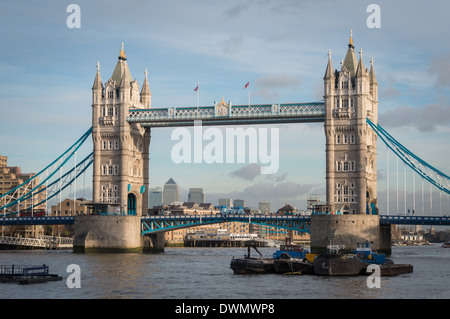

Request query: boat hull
[
  {"left": 230, "top": 258, "right": 275, "bottom": 274},
  {"left": 313, "top": 254, "right": 366, "bottom": 276},
  {"left": 274, "top": 259, "right": 314, "bottom": 274}
]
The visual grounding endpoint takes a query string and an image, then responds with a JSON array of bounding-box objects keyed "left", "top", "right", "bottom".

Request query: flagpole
[
  {"left": 248, "top": 83, "right": 250, "bottom": 107},
  {"left": 197, "top": 82, "right": 199, "bottom": 109}
]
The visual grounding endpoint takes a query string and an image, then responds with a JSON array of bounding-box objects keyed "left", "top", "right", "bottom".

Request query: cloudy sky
[{"left": 1, "top": 1, "right": 449, "bottom": 214}]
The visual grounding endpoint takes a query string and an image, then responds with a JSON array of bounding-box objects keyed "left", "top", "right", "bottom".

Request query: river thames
[{"left": 0, "top": 243, "right": 449, "bottom": 299}]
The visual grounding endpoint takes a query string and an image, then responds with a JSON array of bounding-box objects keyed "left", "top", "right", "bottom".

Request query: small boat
[
  {"left": 354, "top": 241, "right": 386, "bottom": 264},
  {"left": 442, "top": 242, "right": 450, "bottom": 248},
  {"left": 273, "top": 253, "right": 314, "bottom": 275},
  {"left": 313, "top": 244, "right": 366, "bottom": 276},
  {"left": 230, "top": 243, "right": 275, "bottom": 274}
]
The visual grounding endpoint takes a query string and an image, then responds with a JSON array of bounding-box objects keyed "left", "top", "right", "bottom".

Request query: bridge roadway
[{"left": 1, "top": 214, "right": 449, "bottom": 234}]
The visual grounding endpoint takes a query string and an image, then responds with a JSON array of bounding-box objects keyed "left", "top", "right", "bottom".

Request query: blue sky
[{"left": 1, "top": 1, "right": 449, "bottom": 214}]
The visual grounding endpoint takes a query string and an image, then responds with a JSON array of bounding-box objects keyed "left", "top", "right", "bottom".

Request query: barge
[
  {"left": 0, "top": 264, "right": 62, "bottom": 284},
  {"left": 230, "top": 243, "right": 275, "bottom": 274}
]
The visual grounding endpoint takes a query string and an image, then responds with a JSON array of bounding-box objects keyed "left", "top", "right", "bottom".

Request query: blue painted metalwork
[
  {"left": 0, "top": 128, "right": 93, "bottom": 214},
  {"left": 379, "top": 215, "right": 450, "bottom": 226},
  {"left": 140, "top": 214, "right": 312, "bottom": 235},
  {"left": 367, "top": 118, "right": 450, "bottom": 195},
  {"left": 1, "top": 214, "right": 448, "bottom": 229},
  {"left": 127, "top": 102, "right": 325, "bottom": 127}
]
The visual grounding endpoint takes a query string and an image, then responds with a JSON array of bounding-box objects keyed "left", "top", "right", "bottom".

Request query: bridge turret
[
  {"left": 140, "top": 68, "right": 151, "bottom": 108},
  {"left": 92, "top": 61, "right": 103, "bottom": 105}
]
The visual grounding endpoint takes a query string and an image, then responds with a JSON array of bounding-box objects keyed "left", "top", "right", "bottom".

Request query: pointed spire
[
  {"left": 369, "top": 57, "right": 377, "bottom": 84},
  {"left": 141, "top": 68, "right": 151, "bottom": 95},
  {"left": 343, "top": 30, "right": 358, "bottom": 77},
  {"left": 356, "top": 48, "right": 365, "bottom": 77},
  {"left": 324, "top": 49, "right": 335, "bottom": 80},
  {"left": 92, "top": 61, "right": 103, "bottom": 89},
  {"left": 120, "top": 62, "right": 131, "bottom": 89}
]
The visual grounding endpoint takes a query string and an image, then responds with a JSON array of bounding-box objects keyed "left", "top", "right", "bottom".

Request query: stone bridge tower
[
  {"left": 74, "top": 44, "right": 159, "bottom": 253},
  {"left": 311, "top": 32, "right": 389, "bottom": 254},
  {"left": 91, "top": 44, "right": 151, "bottom": 217},
  {"left": 323, "top": 31, "right": 378, "bottom": 215}
]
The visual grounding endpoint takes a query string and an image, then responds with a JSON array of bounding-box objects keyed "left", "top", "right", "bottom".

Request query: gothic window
[
  {"left": 342, "top": 81, "right": 348, "bottom": 89},
  {"left": 350, "top": 134, "right": 356, "bottom": 144},
  {"left": 108, "top": 90, "right": 114, "bottom": 99},
  {"left": 114, "top": 165, "right": 119, "bottom": 175},
  {"left": 114, "top": 140, "right": 119, "bottom": 150},
  {"left": 102, "top": 107, "right": 106, "bottom": 117},
  {"left": 342, "top": 99, "right": 348, "bottom": 108},
  {"left": 108, "top": 107, "right": 113, "bottom": 116},
  {"left": 108, "top": 166, "right": 113, "bottom": 175},
  {"left": 344, "top": 134, "right": 348, "bottom": 144},
  {"left": 343, "top": 162, "right": 349, "bottom": 171},
  {"left": 102, "top": 166, "right": 107, "bottom": 175},
  {"left": 102, "top": 140, "right": 107, "bottom": 150},
  {"left": 336, "top": 134, "right": 342, "bottom": 144},
  {"left": 337, "top": 162, "right": 342, "bottom": 172}
]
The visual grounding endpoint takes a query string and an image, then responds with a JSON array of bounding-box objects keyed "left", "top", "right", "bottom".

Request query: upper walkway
[{"left": 127, "top": 102, "right": 325, "bottom": 127}]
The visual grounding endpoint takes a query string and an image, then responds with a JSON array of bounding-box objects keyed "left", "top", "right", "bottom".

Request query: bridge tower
[
  {"left": 74, "top": 44, "right": 163, "bottom": 253},
  {"left": 324, "top": 30, "right": 378, "bottom": 215},
  {"left": 91, "top": 44, "right": 151, "bottom": 217},
  {"left": 312, "top": 32, "right": 389, "bottom": 253}
]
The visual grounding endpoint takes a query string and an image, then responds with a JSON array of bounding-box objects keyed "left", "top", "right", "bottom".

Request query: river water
[{"left": 0, "top": 244, "right": 449, "bottom": 299}]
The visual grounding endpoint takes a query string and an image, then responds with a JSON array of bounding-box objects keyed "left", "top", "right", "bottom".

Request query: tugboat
[
  {"left": 442, "top": 242, "right": 450, "bottom": 248},
  {"left": 354, "top": 241, "right": 386, "bottom": 264},
  {"left": 230, "top": 243, "right": 275, "bottom": 274},
  {"left": 354, "top": 241, "right": 414, "bottom": 276},
  {"left": 313, "top": 244, "right": 366, "bottom": 276}
]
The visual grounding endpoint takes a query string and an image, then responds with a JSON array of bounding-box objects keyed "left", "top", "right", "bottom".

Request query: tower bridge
[{"left": 1, "top": 32, "right": 449, "bottom": 253}]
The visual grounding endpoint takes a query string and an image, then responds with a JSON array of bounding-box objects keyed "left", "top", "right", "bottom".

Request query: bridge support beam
[{"left": 310, "top": 215, "right": 391, "bottom": 254}]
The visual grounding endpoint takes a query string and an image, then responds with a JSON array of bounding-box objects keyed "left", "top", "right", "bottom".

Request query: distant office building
[
  {"left": 234, "top": 199, "right": 245, "bottom": 208},
  {"left": 163, "top": 178, "right": 179, "bottom": 205},
  {"left": 188, "top": 188, "right": 205, "bottom": 204},
  {"left": 259, "top": 200, "right": 271, "bottom": 214},
  {"left": 149, "top": 187, "right": 163, "bottom": 207},
  {"left": 219, "top": 198, "right": 233, "bottom": 210}
]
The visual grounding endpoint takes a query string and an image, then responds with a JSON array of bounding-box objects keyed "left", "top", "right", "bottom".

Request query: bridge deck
[{"left": 1, "top": 214, "right": 448, "bottom": 228}]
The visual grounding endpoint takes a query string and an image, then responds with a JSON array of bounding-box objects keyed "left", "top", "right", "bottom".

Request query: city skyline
[{"left": 1, "top": 1, "right": 449, "bottom": 214}]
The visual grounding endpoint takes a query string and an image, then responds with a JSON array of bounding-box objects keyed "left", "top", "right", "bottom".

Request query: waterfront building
[
  {"left": 218, "top": 198, "right": 233, "bottom": 210},
  {"left": 163, "top": 178, "right": 179, "bottom": 205},
  {"left": 149, "top": 187, "right": 163, "bottom": 207},
  {"left": 188, "top": 188, "right": 205, "bottom": 204},
  {"left": 259, "top": 200, "right": 271, "bottom": 214},
  {"left": 50, "top": 198, "right": 88, "bottom": 216}
]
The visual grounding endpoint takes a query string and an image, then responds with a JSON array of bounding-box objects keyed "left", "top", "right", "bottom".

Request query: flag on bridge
[
  {"left": 194, "top": 84, "right": 199, "bottom": 92},
  {"left": 244, "top": 81, "right": 249, "bottom": 89}
]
